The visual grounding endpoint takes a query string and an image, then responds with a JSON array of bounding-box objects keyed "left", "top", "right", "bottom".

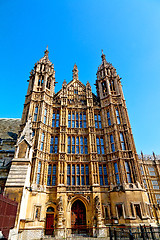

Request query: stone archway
[{"left": 71, "top": 200, "right": 86, "bottom": 229}]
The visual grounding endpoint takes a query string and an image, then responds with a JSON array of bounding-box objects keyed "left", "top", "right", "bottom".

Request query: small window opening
[
  {"left": 101, "top": 81, "right": 107, "bottom": 94},
  {"left": 130, "top": 203, "right": 134, "bottom": 217},
  {"left": 134, "top": 204, "right": 142, "bottom": 219},
  {"left": 46, "top": 78, "right": 51, "bottom": 89},
  {"left": 105, "top": 207, "right": 109, "bottom": 219},
  {"left": 32, "top": 130, "right": 35, "bottom": 137},
  {"left": 35, "top": 208, "right": 39, "bottom": 218},
  {"left": 117, "top": 204, "right": 123, "bottom": 218},
  {"left": 35, "top": 206, "right": 41, "bottom": 220},
  {"left": 41, "top": 76, "right": 44, "bottom": 86}
]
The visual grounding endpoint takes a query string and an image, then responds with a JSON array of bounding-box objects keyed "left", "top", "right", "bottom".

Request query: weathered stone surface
[{"left": 2, "top": 50, "right": 160, "bottom": 240}]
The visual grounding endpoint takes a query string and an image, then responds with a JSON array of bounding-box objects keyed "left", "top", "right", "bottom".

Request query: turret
[
  {"left": 21, "top": 48, "right": 56, "bottom": 125},
  {"left": 96, "top": 50, "right": 122, "bottom": 99},
  {"left": 27, "top": 47, "right": 55, "bottom": 95},
  {"left": 96, "top": 51, "right": 142, "bottom": 186},
  {"left": 72, "top": 63, "right": 79, "bottom": 81}
]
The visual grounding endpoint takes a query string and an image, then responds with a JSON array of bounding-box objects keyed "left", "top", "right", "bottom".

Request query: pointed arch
[{"left": 71, "top": 199, "right": 86, "bottom": 228}]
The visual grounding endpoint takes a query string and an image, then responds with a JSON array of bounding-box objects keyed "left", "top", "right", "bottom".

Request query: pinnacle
[
  {"left": 101, "top": 49, "right": 106, "bottom": 62},
  {"left": 36, "top": 47, "right": 52, "bottom": 65},
  {"left": 72, "top": 63, "right": 79, "bottom": 80},
  {"left": 63, "top": 79, "right": 67, "bottom": 86},
  {"left": 73, "top": 63, "right": 78, "bottom": 70},
  {"left": 44, "top": 45, "right": 49, "bottom": 58}
]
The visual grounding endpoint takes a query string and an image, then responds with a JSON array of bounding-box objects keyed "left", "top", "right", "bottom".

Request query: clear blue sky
[{"left": 0, "top": 0, "right": 160, "bottom": 154}]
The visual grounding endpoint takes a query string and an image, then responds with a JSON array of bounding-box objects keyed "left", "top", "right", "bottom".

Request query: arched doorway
[
  {"left": 71, "top": 200, "right": 86, "bottom": 232},
  {"left": 45, "top": 207, "right": 54, "bottom": 235}
]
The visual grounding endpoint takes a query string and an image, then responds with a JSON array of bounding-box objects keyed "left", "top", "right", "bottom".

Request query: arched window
[
  {"left": 38, "top": 75, "right": 44, "bottom": 86},
  {"left": 46, "top": 78, "right": 51, "bottom": 89},
  {"left": 115, "top": 108, "right": 121, "bottom": 124},
  {"left": 101, "top": 81, "right": 107, "bottom": 94},
  {"left": 34, "top": 106, "right": 38, "bottom": 121}
]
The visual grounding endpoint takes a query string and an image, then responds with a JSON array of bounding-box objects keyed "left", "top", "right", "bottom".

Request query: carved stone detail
[{"left": 60, "top": 154, "right": 65, "bottom": 160}]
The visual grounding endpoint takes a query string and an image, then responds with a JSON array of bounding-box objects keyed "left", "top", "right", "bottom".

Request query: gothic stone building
[
  {"left": 4, "top": 49, "right": 157, "bottom": 239},
  {"left": 138, "top": 153, "right": 160, "bottom": 224}
]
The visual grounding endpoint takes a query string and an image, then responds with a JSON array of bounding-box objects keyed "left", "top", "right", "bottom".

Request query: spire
[
  {"left": 86, "top": 81, "right": 91, "bottom": 91},
  {"left": 101, "top": 49, "right": 107, "bottom": 64},
  {"left": 86, "top": 81, "right": 92, "bottom": 100},
  {"left": 35, "top": 47, "right": 53, "bottom": 65},
  {"left": 62, "top": 79, "right": 67, "bottom": 88},
  {"left": 44, "top": 46, "right": 49, "bottom": 58},
  {"left": 72, "top": 63, "right": 79, "bottom": 80}
]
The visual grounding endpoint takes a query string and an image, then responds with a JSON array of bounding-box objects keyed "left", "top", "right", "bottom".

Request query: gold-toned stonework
[{"left": 1, "top": 49, "right": 160, "bottom": 239}]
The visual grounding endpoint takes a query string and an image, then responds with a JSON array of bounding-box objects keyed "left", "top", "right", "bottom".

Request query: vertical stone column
[
  {"left": 86, "top": 82, "right": 98, "bottom": 185},
  {"left": 58, "top": 80, "right": 68, "bottom": 186},
  {"left": 56, "top": 196, "right": 65, "bottom": 238}
]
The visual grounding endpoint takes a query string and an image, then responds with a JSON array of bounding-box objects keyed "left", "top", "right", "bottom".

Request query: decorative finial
[
  {"left": 73, "top": 63, "right": 78, "bottom": 70},
  {"left": 86, "top": 81, "right": 91, "bottom": 91},
  {"left": 72, "top": 63, "right": 79, "bottom": 80},
  {"left": 62, "top": 79, "right": 67, "bottom": 86},
  {"left": 44, "top": 46, "right": 49, "bottom": 57},
  {"left": 101, "top": 49, "right": 106, "bottom": 62}
]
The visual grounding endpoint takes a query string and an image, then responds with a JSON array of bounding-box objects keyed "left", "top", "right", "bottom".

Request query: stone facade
[
  {"left": 2, "top": 49, "right": 160, "bottom": 239},
  {"left": 138, "top": 153, "right": 160, "bottom": 224}
]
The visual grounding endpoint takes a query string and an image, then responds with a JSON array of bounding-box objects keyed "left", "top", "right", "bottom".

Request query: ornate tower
[
  {"left": 5, "top": 49, "right": 57, "bottom": 239},
  {"left": 4, "top": 50, "right": 155, "bottom": 240},
  {"left": 96, "top": 51, "right": 141, "bottom": 185},
  {"left": 21, "top": 47, "right": 55, "bottom": 126},
  {"left": 96, "top": 51, "right": 151, "bottom": 225}
]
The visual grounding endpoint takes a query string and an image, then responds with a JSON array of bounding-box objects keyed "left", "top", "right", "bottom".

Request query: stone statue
[{"left": 57, "top": 196, "right": 63, "bottom": 212}]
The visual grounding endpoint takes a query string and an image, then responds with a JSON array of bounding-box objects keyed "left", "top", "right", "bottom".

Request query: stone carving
[
  {"left": 95, "top": 196, "right": 101, "bottom": 215},
  {"left": 92, "top": 154, "right": 96, "bottom": 160},
  {"left": 74, "top": 128, "right": 79, "bottom": 134},
  {"left": 95, "top": 196, "right": 100, "bottom": 210},
  {"left": 75, "top": 155, "right": 80, "bottom": 161},
  {"left": 60, "top": 154, "right": 65, "bottom": 160},
  {"left": 86, "top": 81, "right": 91, "bottom": 91},
  {"left": 94, "top": 196, "right": 103, "bottom": 228},
  {"left": 61, "top": 127, "right": 66, "bottom": 132},
  {"left": 89, "top": 127, "right": 94, "bottom": 132},
  {"left": 72, "top": 64, "right": 79, "bottom": 80},
  {"left": 68, "top": 195, "right": 73, "bottom": 201},
  {"left": 87, "top": 196, "right": 90, "bottom": 201},
  {"left": 17, "top": 116, "right": 33, "bottom": 147},
  {"left": 57, "top": 196, "right": 63, "bottom": 212}
]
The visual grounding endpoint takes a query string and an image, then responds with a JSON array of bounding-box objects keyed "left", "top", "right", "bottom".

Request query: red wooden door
[
  {"left": 45, "top": 214, "right": 54, "bottom": 235},
  {"left": 71, "top": 200, "right": 86, "bottom": 228}
]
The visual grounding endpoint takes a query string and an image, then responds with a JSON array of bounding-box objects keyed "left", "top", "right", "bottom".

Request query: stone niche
[{"left": 18, "top": 141, "right": 28, "bottom": 158}]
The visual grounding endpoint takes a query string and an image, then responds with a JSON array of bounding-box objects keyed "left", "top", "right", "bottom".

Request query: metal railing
[{"left": 109, "top": 225, "right": 160, "bottom": 240}]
